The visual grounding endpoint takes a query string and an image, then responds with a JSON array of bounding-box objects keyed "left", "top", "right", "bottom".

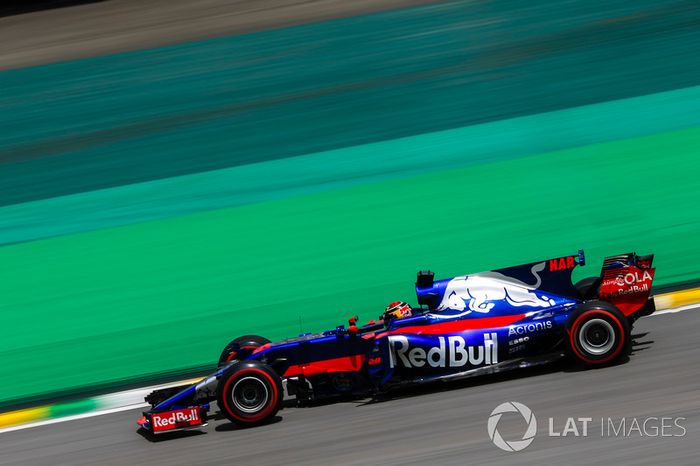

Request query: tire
[
  {"left": 574, "top": 276, "right": 601, "bottom": 300},
  {"left": 217, "top": 361, "right": 283, "bottom": 426},
  {"left": 218, "top": 335, "right": 270, "bottom": 366},
  {"left": 566, "top": 301, "right": 630, "bottom": 366}
]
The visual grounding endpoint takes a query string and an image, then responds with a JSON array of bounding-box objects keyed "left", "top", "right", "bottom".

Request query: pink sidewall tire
[
  {"left": 217, "top": 362, "right": 282, "bottom": 427},
  {"left": 567, "top": 301, "right": 631, "bottom": 366}
]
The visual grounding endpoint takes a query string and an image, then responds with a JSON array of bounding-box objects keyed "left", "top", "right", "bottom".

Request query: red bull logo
[
  {"left": 436, "top": 263, "right": 555, "bottom": 315},
  {"left": 151, "top": 407, "right": 203, "bottom": 432},
  {"left": 388, "top": 333, "right": 498, "bottom": 368}
]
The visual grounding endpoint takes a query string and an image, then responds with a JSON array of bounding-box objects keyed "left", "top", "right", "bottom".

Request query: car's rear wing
[{"left": 599, "top": 252, "right": 655, "bottom": 316}]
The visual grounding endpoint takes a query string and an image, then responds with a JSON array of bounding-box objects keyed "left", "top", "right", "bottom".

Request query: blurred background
[{"left": 1, "top": 0, "right": 699, "bottom": 408}]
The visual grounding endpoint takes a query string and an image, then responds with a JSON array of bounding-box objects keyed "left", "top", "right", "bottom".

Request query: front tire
[
  {"left": 566, "top": 301, "right": 630, "bottom": 365},
  {"left": 217, "top": 362, "right": 283, "bottom": 427}
]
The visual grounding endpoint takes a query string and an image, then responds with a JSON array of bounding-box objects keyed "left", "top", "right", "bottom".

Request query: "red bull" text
[
  {"left": 388, "top": 333, "right": 498, "bottom": 368},
  {"left": 151, "top": 407, "right": 203, "bottom": 432}
]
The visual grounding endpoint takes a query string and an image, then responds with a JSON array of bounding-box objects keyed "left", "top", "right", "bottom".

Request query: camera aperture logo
[{"left": 487, "top": 401, "right": 537, "bottom": 452}]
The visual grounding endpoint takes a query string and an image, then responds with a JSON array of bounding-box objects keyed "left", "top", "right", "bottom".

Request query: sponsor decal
[
  {"left": 599, "top": 266, "right": 655, "bottom": 315},
  {"left": 548, "top": 256, "right": 576, "bottom": 272},
  {"left": 606, "top": 284, "right": 650, "bottom": 297},
  {"left": 151, "top": 407, "right": 203, "bottom": 433},
  {"left": 602, "top": 270, "right": 653, "bottom": 288},
  {"left": 388, "top": 333, "right": 498, "bottom": 369},
  {"left": 509, "top": 336, "right": 529, "bottom": 346},
  {"left": 508, "top": 321, "right": 553, "bottom": 337},
  {"left": 436, "top": 263, "right": 554, "bottom": 315},
  {"left": 601, "top": 268, "right": 655, "bottom": 298}
]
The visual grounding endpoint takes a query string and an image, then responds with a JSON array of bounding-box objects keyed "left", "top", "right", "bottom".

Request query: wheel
[
  {"left": 574, "top": 276, "right": 601, "bottom": 300},
  {"left": 566, "top": 301, "right": 630, "bottom": 365},
  {"left": 218, "top": 334, "right": 270, "bottom": 366},
  {"left": 217, "top": 361, "right": 282, "bottom": 426}
]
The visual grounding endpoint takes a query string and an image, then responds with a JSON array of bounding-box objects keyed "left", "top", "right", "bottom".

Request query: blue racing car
[{"left": 138, "top": 250, "right": 656, "bottom": 435}]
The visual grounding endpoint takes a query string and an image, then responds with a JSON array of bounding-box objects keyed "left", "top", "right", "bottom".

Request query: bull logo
[{"left": 436, "top": 262, "right": 555, "bottom": 314}]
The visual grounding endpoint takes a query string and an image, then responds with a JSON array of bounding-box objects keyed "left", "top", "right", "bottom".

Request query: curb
[
  {"left": 2, "top": 288, "right": 699, "bottom": 433},
  {"left": 653, "top": 287, "right": 700, "bottom": 310}
]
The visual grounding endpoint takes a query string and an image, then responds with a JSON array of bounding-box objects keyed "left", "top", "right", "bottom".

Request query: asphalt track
[{"left": 1, "top": 307, "right": 698, "bottom": 465}]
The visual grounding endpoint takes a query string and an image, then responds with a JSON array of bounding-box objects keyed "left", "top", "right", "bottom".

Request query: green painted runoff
[{"left": 1, "top": 125, "right": 699, "bottom": 405}]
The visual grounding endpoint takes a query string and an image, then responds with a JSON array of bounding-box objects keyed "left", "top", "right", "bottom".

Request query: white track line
[{"left": 1, "top": 303, "right": 698, "bottom": 435}]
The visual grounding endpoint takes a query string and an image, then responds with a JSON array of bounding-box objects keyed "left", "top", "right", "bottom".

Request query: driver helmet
[{"left": 384, "top": 301, "right": 412, "bottom": 320}]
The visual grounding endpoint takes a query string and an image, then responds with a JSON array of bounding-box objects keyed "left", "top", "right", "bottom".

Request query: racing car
[{"left": 137, "top": 250, "right": 655, "bottom": 435}]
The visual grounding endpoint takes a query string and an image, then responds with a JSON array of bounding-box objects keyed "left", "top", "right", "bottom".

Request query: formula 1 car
[{"left": 137, "top": 250, "right": 655, "bottom": 435}]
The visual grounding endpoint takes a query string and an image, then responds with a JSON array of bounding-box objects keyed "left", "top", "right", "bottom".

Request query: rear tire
[
  {"left": 217, "top": 361, "right": 282, "bottom": 426},
  {"left": 218, "top": 335, "right": 270, "bottom": 366},
  {"left": 574, "top": 276, "right": 601, "bottom": 300},
  {"left": 566, "top": 301, "right": 630, "bottom": 366}
]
